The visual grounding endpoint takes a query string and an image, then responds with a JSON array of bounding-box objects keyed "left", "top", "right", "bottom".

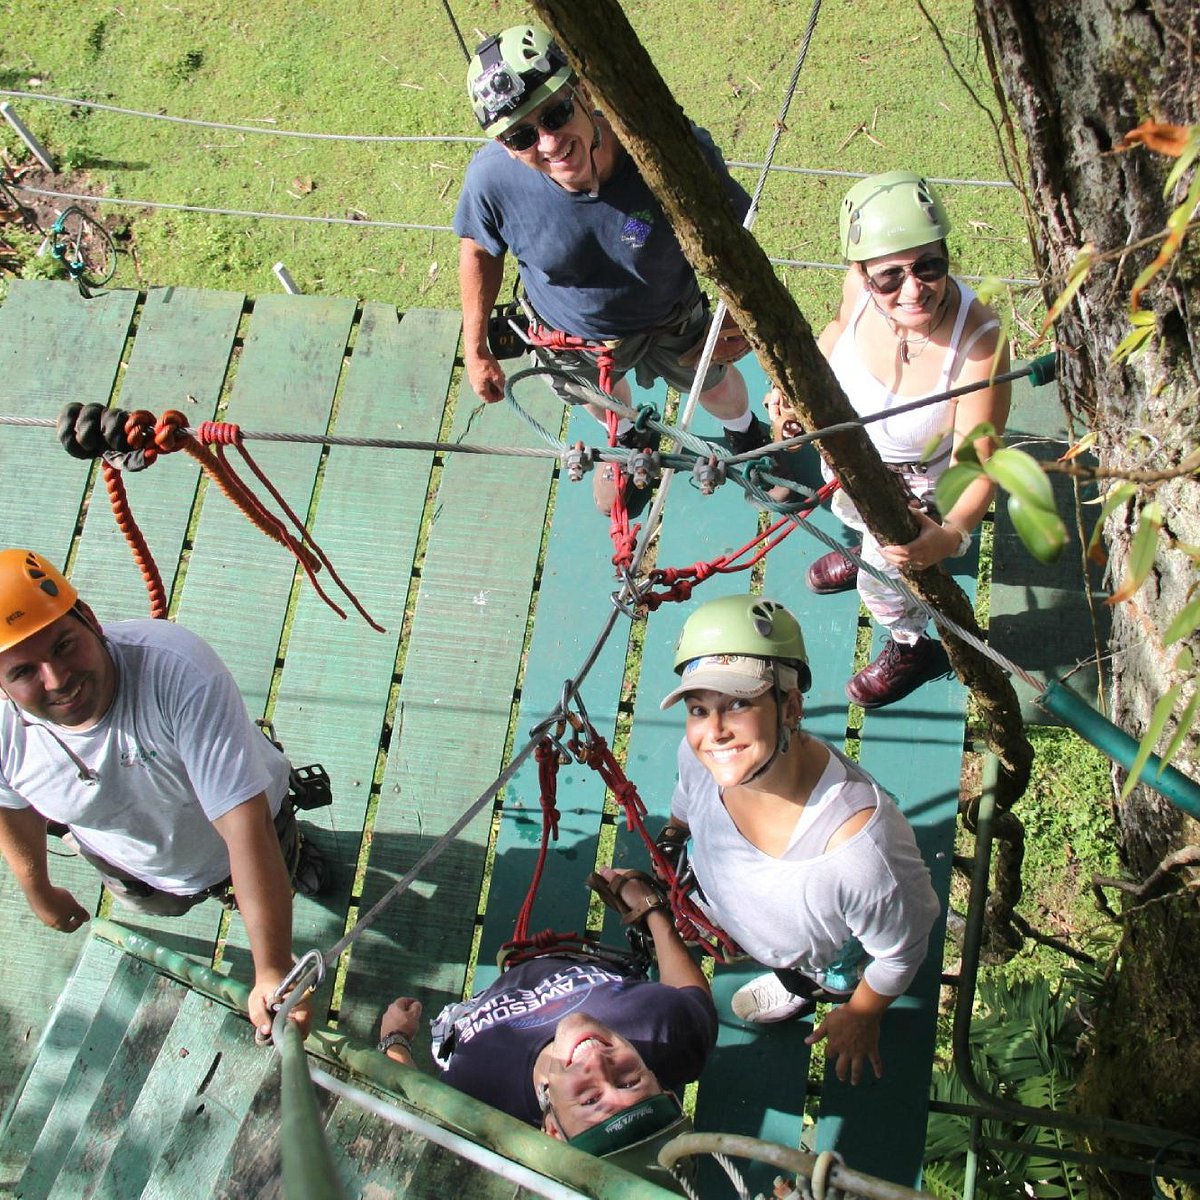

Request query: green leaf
[
  {"left": 986, "top": 446, "right": 1057, "bottom": 512},
  {"left": 1119, "top": 682, "right": 1181, "bottom": 800},
  {"left": 1038, "top": 244, "right": 1095, "bottom": 340},
  {"left": 1086, "top": 482, "right": 1136, "bottom": 555},
  {"left": 1162, "top": 125, "right": 1200, "bottom": 197},
  {"left": 1163, "top": 593, "right": 1200, "bottom": 645},
  {"left": 1009, "top": 494, "right": 1068, "bottom": 563},
  {"left": 952, "top": 422, "right": 997, "bottom": 466},
  {"left": 1156, "top": 686, "right": 1200, "bottom": 779},
  {"left": 935, "top": 462, "right": 985, "bottom": 514},
  {"left": 1109, "top": 502, "right": 1163, "bottom": 603},
  {"left": 1111, "top": 317, "right": 1156, "bottom": 365}
]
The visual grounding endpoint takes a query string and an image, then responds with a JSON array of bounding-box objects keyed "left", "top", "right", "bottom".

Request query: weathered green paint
[
  {"left": 474, "top": 393, "right": 669, "bottom": 990},
  {"left": 988, "top": 365, "right": 1109, "bottom": 723},
  {"left": 15, "top": 955, "right": 156, "bottom": 1197},
  {"left": 337, "top": 367, "right": 560, "bottom": 1029},
  {"left": 810, "top": 532, "right": 976, "bottom": 1185},
  {"left": 280, "top": 1022, "right": 345, "bottom": 1200},
  {"left": 70, "top": 286, "right": 245, "bottom": 614},
  {"left": 0, "top": 280, "right": 136, "bottom": 554},
  {"left": 261, "top": 306, "right": 462, "bottom": 1016}
]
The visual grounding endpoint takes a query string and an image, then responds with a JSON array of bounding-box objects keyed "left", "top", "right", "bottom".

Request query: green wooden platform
[{"left": 0, "top": 279, "right": 1039, "bottom": 1197}]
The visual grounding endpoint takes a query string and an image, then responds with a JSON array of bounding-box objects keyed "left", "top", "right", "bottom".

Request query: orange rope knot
[
  {"left": 153, "top": 409, "right": 191, "bottom": 455},
  {"left": 196, "top": 420, "right": 242, "bottom": 445}
]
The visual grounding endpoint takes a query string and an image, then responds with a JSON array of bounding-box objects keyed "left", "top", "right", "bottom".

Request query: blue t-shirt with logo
[
  {"left": 453, "top": 126, "right": 751, "bottom": 341},
  {"left": 437, "top": 958, "right": 716, "bottom": 1125}
]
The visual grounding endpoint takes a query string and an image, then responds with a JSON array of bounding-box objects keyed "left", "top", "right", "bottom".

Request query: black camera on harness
[
  {"left": 256, "top": 720, "right": 333, "bottom": 811},
  {"left": 487, "top": 300, "right": 531, "bottom": 360}
]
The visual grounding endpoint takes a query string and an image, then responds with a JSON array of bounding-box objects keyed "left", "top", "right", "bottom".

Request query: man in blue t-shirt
[
  {"left": 378, "top": 867, "right": 713, "bottom": 1189},
  {"left": 454, "top": 24, "right": 789, "bottom": 516}
]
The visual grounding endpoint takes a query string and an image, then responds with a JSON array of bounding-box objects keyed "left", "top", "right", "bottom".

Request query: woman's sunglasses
[
  {"left": 498, "top": 95, "right": 576, "bottom": 152},
  {"left": 865, "top": 255, "right": 950, "bottom": 295}
]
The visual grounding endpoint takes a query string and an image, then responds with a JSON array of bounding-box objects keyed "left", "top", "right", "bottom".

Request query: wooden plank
[
  {"left": 0, "top": 278, "right": 138, "bottom": 1108},
  {"left": 64, "top": 287, "right": 245, "bottom": 963},
  {"left": 15, "top": 955, "right": 156, "bottom": 1199},
  {"left": 222, "top": 306, "right": 461, "bottom": 995},
  {"left": 0, "top": 281, "right": 136, "bottom": 554},
  {"left": 110, "top": 295, "right": 353, "bottom": 980},
  {"left": 324, "top": 1097, "right": 542, "bottom": 1200},
  {"left": 173, "top": 293, "right": 356, "bottom": 705},
  {"left": 336, "top": 371, "right": 560, "bottom": 1041},
  {"left": 46, "top": 972, "right": 189, "bottom": 1200},
  {"left": 138, "top": 1008, "right": 278, "bottom": 1200},
  {"left": 473, "top": 392, "right": 668, "bottom": 991},
  {"left": 810, "top": 549, "right": 976, "bottom": 1185},
  {"left": 72, "top": 988, "right": 230, "bottom": 1200},
  {"left": 0, "top": 936, "right": 123, "bottom": 1175},
  {"left": 605, "top": 359, "right": 825, "bottom": 1195},
  {"left": 70, "top": 286, "right": 244, "bottom": 618},
  {"left": 989, "top": 367, "right": 1109, "bottom": 723}
]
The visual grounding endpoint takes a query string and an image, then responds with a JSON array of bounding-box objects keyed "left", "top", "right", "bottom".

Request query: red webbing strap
[
  {"left": 573, "top": 722, "right": 742, "bottom": 963},
  {"left": 638, "top": 479, "right": 842, "bottom": 612},
  {"left": 524, "top": 321, "right": 638, "bottom": 569}
]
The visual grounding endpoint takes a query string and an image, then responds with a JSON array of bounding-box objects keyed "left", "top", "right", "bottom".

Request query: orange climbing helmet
[{"left": 0, "top": 549, "right": 79, "bottom": 655}]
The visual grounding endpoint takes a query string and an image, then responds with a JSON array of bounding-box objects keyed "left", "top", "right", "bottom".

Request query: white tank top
[{"left": 828, "top": 279, "right": 997, "bottom": 464}]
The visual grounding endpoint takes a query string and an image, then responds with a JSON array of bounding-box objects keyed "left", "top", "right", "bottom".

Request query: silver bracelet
[
  {"left": 378, "top": 1031, "right": 413, "bottom": 1055},
  {"left": 942, "top": 519, "right": 974, "bottom": 558}
]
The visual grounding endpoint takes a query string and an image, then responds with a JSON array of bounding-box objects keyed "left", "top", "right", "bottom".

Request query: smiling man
[
  {"left": 0, "top": 548, "right": 328, "bottom": 1038},
  {"left": 378, "top": 866, "right": 712, "bottom": 1187},
  {"left": 454, "top": 24, "right": 792, "bottom": 517}
]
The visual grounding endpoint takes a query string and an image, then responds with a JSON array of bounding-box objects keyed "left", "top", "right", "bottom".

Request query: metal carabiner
[{"left": 259, "top": 948, "right": 326, "bottom": 1047}]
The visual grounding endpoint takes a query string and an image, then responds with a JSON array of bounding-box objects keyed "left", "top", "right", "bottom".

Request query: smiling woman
[{"left": 657, "top": 593, "right": 940, "bottom": 1083}]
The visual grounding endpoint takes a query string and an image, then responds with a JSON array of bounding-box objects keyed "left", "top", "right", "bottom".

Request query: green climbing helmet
[
  {"left": 838, "top": 170, "right": 951, "bottom": 261},
  {"left": 661, "top": 594, "right": 811, "bottom": 708},
  {"left": 467, "top": 25, "right": 574, "bottom": 137}
]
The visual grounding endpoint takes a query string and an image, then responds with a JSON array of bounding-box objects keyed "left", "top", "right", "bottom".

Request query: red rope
[
  {"left": 638, "top": 479, "right": 842, "bottom": 612},
  {"left": 575, "top": 724, "right": 742, "bottom": 963},
  {"left": 135, "top": 410, "right": 384, "bottom": 632},
  {"left": 100, "top": 459, "right": 168, "bottom": 619},
  {"left": 524, "top": 322, "right": 638, "bottom": 570}
]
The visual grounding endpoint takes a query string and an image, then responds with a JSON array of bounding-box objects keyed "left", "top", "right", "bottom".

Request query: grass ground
[{"left": 2, "top": 0, "right": 1034, "bottom": 329}]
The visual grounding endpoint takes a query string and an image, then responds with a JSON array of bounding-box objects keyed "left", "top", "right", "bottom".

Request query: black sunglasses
[
  {"left": 498, "top": 95, "right": 576, "bottom": 152},
  {"left": 865, "top": 255, "right": 950, "bottom": 295}
]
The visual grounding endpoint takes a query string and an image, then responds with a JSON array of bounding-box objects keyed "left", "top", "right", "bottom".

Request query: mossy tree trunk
[{"left": 975, "top": 0, "right": 1199, "bottom": 1150}]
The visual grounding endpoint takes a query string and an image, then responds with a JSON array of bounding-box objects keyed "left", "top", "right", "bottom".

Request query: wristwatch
[{"left": 378, "top": 1031, "right": 414, "bottom": 1055}]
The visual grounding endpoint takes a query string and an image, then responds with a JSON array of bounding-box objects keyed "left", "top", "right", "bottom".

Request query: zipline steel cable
[{"left": 0, "top": 88, "right": 1017, "bottom": 189}]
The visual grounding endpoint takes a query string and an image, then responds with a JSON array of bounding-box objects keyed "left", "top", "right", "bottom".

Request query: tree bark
[
  {"left": 976, "top": 0, "right": 1200, "bottom": 1158},
  {"left": 531, "top": 0, "right": 1033, "bottom": 796}
]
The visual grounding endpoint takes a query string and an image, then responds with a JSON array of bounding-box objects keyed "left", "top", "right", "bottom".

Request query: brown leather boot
[
  {"left": 806, "top": 545, "right": 862, "bottom": 594},
  {"left": 845, "top": 636, "right": 948, "bottom": 708}
]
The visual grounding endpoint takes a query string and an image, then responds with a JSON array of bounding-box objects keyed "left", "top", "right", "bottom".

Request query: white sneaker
[{"left": 731, "top": 973, "right": 816, "bottom": 1023}]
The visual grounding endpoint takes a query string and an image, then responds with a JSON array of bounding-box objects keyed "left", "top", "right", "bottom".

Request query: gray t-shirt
[
  {"left": 0, "top": 620, "right": 291, "bottom": 893},
  {"left": 671, "top": 738, "right": 940, "bottom": 996}
]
